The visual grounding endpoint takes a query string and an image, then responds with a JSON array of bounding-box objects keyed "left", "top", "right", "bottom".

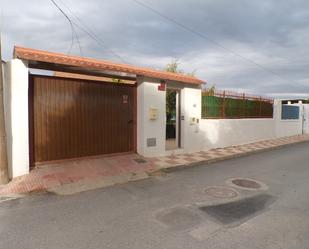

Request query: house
[
  {"left": 3, "top": 46, "right": 308, "bottom": 180},
  {"left": 3, "top": 46, "right": 204, "bottom": 179}
]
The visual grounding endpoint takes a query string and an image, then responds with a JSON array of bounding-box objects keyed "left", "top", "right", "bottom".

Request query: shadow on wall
[
  {"left": 3, "top": 62, "right": 13, "bottom": 177},
  {"left": 30, "top": 75, "right": 135, "bottom": 164}
]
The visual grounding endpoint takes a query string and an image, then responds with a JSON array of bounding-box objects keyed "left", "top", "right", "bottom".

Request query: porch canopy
[{"left": 14, "top": 46, "right": 204, "bottom": 85}]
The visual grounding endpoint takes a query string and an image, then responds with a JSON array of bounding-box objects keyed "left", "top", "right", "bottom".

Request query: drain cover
[
  {"left": 226, "top": 178, "right": 268, "bottom": 191},
  {"left": 205, "top": 186, "right": 238, "bottom": 199}
]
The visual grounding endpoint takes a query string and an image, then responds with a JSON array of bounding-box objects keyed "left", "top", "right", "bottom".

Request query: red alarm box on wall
[{"left": 158, "top": 81, "right": 166, "bottom": 91}]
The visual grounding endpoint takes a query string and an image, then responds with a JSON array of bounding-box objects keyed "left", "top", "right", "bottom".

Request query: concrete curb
[
  {"left": 0, "top": 193, "right": 26, "bottom": 203},
  {"left": 48, "top": 171, "right": 149, "bottom": 196},
  {"left": 154, "top": 138, "right": 309, "bottom": 174}
]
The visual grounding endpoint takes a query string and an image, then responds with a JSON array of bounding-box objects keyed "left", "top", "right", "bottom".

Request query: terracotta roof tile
[{"left": 14, "top": 46, "right": 204, "bottom": 85}]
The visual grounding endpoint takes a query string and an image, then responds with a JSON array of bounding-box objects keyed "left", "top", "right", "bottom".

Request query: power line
[
  {"left": 49, "top": 0, "right": 83, "bottom": 56},
  {"left": 131, "top": 0, "right": 291, "bottom": 81},
  {"left": 72, "top": 21, "right": 127, "bottom": 63},
  {"left": 54, "top": 0, "right": 127, "bottom": 63},
  {"left": 50, "top": 0, "right": 74, "bottom": 54}
]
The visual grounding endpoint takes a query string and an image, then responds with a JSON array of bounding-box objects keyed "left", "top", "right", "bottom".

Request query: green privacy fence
[{"left": 202, "top": 90, "right": 273, "bottom": 119}]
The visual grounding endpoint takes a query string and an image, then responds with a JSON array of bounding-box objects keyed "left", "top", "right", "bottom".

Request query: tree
[
  {"left": 165, "top": 59, "right": 183, "bottom": 74},
  {"left": 165, "top": 59, "right": 195, "bottom": 76},
  {"left": 203, "top": 84, "right": 216, "bottom": 96}
]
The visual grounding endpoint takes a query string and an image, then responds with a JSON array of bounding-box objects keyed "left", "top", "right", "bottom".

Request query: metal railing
[{"left": 202, "top": 90, "right": 274, "bottom": 119}]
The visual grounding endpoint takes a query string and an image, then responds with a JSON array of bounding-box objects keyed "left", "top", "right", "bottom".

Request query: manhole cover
[
  {"left": 205, "top": 186, "right": 238, "bottom": 198},
  {"left": 156, "top": 207, "right": 201, "bottom": 231},
  {"left": 232, "top": 179, "right": 261, "bottom": 189},
  {"left": 226, "top": 178, "right": 268, "bottom": 191}
]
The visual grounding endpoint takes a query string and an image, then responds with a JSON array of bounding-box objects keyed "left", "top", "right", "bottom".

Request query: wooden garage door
[{"left": 29, "top": 75, "right": 136, "bottom": 164}]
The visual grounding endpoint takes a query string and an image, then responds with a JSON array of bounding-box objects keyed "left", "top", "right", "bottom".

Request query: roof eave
[{"left": 14, "top": 46, "right": 205, "bottom": 85}]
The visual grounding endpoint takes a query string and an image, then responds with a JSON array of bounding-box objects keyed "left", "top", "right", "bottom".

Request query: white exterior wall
[
  {"left": 303, "top": 104, "right": 309, "bottom": 134},
  {"left": 199, "top": 119, "right": 276, "bottom": 150},
  {"left": 137, "top": 78, "right": 305, "bottom": 157},
  {"left": 137, "top": 77, "right": 202, "bottom": 157},
  {"left": 3, "top": 59, "right": 29, "bottom": 178},
  {"left": 198, "top": 100, "right": 304, "bottom": 151},
  {"left": 137, "top": 77, "right": 166, "bottom": 157},
  {"left": 181, "top": 87, "right": 203, "bottom": 153},
  {"left": 274, "top": 101, "right": 303, "bottom": 137}
]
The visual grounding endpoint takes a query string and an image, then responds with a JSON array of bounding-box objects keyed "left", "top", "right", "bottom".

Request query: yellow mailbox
[{"left": 149, "top": 108, "right": 158, "bottom": 120}]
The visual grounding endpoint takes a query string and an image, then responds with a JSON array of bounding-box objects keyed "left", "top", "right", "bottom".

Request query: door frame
[
  {"left": 28, "top": 74, "right": 137, "bottom": 167},
  {"left": 165, "top": 87, "right": 182, "bottom": 150}
]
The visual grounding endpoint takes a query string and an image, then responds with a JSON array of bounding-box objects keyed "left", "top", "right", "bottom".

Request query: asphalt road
[{"left": 1, "top": 142, "right": 309, "bottom": 249}]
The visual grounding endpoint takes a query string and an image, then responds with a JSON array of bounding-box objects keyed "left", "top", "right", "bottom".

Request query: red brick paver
[{"left": 1, "top": 134, "right": 309, "bottom": 195}]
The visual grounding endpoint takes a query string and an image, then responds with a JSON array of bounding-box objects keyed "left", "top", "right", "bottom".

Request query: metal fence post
[
  {"left": 259, "top": 96, "right": 262, "bottom": 116},
  {"left": 243, "top": 93, "right": 246, "bottom": 117},
  {"left": 222, "top": 91, "right": 226, "bottom": 118}
]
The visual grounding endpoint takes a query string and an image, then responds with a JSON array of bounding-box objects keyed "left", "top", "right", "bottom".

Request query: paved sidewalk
[
  {"left": 0, "top": 134, "right": 309, "bottom": 196},
  {"left": 153, "top": 134, "right": 309, "bottom": 170}
]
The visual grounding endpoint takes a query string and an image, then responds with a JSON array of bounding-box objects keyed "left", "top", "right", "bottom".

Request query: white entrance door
[{"left": 303, "top": 105, "right": 309, "bottom": 134}]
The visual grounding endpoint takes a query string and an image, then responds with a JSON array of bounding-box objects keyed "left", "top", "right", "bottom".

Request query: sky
[{"left": 1, "top": 0, "right": 309, "bottom": 98}]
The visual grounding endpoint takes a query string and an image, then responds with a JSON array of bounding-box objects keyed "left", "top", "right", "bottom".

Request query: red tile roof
[{"left": 14, "top": 46, "right": 204, "bottom": 85}]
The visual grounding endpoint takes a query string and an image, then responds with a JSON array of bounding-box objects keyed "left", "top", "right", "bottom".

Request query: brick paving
[
  {"left": 153, "top": 135, "right": 309, "bottom": 169},
  {"left": 0, "top": 134, "right": 309, "bottom": 196}
]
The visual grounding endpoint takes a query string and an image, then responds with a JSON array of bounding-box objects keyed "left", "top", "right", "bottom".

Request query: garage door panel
[{"left": 31, "top": 75, "right": 135, "bottom": 163}]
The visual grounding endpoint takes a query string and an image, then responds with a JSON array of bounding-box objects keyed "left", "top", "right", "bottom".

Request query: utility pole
[{"left": 0, "top": 33, "right": 9, "bottom": 184}]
